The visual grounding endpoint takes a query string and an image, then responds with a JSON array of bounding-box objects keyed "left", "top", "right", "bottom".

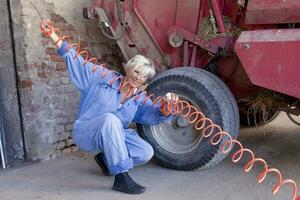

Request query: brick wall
[{"left": 9, "top": 0, "right": 122, "bottom": 161}]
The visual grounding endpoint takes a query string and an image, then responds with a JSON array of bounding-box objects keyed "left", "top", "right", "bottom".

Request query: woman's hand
[
  {"left": 40, "top": 19, "right": 63, "bottom": 48},
  {"left": 40, "top": 19, "right": 54, "bottom": 37},
  {"left": 160, "top": 92, "right": 179, "bottom": 116}
]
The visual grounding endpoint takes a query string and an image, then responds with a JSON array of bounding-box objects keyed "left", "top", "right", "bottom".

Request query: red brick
[
  {"left": 54, "top": 24, "right": 65, "bottom": 32},
  {"left": 20, "top": 80, "right": 33, "bottom": 89},
  {"left": 50, "top": 55, "right": 64, "bottom": 63},
  {"left": 41, "top": 38, "right": 51, "bottom": 46},
  {"left": 65, "top": 24, "right": 75, "bottom": 31},
  {"left": 56, "top": 63, "right": 67, "bottom": 71},
  {"left": 55, "top": 22, "right": 71, "bottom": 32},
  {"left": 45, "top": 48, "right": 57, "bottom": 55},
  {"left": 38, "top": 70, "right": 48, "bottom": 78},
  {"left": 50, "top": 13, "right": 66, "bottom": 23}
]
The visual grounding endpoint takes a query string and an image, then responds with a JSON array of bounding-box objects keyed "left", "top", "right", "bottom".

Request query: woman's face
[{"left": 125, "top": 67, "right": 148, "bottom": 88}]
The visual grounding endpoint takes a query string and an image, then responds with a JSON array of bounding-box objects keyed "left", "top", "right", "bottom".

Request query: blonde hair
[{"left": 125, "top": 55, "right": 156, "bottom": 80}]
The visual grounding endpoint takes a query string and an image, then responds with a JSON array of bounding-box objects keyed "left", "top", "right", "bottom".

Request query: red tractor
[{"left": 83, "top": 0, "right": 300, "bottom": 170}]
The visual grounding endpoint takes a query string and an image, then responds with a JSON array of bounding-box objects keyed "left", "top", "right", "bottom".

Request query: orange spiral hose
[{"left": 40, "top": 19, "right": 300, "bottom": 200}]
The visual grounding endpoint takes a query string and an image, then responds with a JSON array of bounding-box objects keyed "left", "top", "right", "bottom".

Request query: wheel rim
[{"left": 150, "top": 95, "right": 203, "bottom": 154}]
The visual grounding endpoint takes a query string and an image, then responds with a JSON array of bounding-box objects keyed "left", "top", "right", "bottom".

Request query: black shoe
[
  {"left": 113, "top": 172, "right": 146, "bottom": 194},
  {"left": 94, "top": 153, "right": 110, "bottom": 176}
]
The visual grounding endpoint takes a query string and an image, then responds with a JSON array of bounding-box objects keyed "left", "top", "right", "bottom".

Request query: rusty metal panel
[
  {"left": 235, "top": 29, "right": 300, "bottom": 99},
  {"left": 134, "top": 0, "right": 201, "bottom": 53},
  {"left": 245, "top": 0, "right": 300, "bottom": 24},
  {"left": 134, "top": 0, "right": 177, "bottom": 54},
  {"left": 173, "top": 0, "right": 201, "bottom": 33}
]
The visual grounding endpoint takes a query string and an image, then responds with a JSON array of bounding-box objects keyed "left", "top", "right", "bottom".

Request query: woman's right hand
[
  {"left": 40, "top": 19, "right": 54, "bottom": 37},
  {"left": 40, "top": 19, "right": 63, "bottom": 48}
]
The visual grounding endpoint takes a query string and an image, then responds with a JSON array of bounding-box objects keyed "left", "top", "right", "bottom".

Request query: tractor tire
[{"left": 138, "top": 67, "right": 240, "bottom": 170}]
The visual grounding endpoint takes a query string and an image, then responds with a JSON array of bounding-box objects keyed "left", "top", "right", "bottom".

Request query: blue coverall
[{"left": 57, "top": 41, "right": 171, "bottom": 175}]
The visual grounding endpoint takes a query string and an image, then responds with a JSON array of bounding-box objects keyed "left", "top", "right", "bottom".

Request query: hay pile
[
  {"left": 198, "top": 16, "right": 242, "bottom": 41},
  {"left": 246, "top": 90, "right": 287, "bottom": 126}
]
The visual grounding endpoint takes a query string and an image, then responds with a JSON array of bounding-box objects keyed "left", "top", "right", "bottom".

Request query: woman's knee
[
  {"left": 140, "top": 143, "right": 154, "bottom": 163},
  {"left": 100, "top": 113, "right": 125, "bottom": 141},
  {"left": 102, "top": 113, "right": 122, "bottom": 126}
]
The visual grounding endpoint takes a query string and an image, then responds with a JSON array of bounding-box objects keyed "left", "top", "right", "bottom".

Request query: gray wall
[{"left": 0, "top": 0, "right": 24, "bottom": 162}]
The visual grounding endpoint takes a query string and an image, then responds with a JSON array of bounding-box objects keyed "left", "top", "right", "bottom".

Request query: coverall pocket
[{"left": 94, "top": 81, "right": 115, "bottom": 105}]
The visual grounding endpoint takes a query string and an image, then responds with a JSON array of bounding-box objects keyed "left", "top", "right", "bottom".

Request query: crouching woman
[{"left": 42, "top": 22, "right": 174, "bottom": 194}]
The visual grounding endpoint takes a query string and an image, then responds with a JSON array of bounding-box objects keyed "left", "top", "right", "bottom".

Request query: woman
[{"left": 45, "top": 27, "right": 174, "bottom": 194}]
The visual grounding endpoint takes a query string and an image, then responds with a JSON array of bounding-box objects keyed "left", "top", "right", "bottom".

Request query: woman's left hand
[{"left": 160, "top": 92, "right": 179, "bottom": 116}]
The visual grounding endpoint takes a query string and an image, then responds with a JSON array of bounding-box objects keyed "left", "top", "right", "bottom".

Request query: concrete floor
[{"left": 0, "top": 113, "right": 300, "bottom": 200}]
